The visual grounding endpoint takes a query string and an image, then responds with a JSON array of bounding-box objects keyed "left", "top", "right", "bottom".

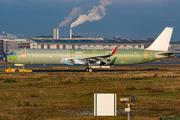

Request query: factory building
[
  {"left": 18, "top": 43, "right": 30, "bottom": 49},
  {"left": 0, "top": 40, "right": 4, "bottom": 58},
  {"left": 30, "top": 38, "right": 145, "bottom": 50},
  {"left": 0, "top": 31, "right": 30, "bottom": 55},
  {"left": 170, "top": 41, "right": 180, "bottom": 51},
  {"left": 29, "top": 28, "right": 145, "bottom": 50},
  {"left": 30, "top": 28, "right": 147, "bottom": 50}
]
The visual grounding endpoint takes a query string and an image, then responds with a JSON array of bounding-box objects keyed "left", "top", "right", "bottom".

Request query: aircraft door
[
  {"left": 144, "top": 51, "right": 149, "bottom": 60},
  {"left": 21, "top": 50, "right": 26, "bottom": 59}
]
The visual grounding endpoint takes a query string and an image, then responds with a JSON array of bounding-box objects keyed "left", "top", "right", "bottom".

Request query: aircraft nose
[{"left": 62, "top": 58, "right": 68, "bottom": 65}]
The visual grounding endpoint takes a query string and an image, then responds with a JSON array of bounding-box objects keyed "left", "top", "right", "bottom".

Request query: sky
[{"left": 0, "top": 0, "right": 180, "bottom": 41}]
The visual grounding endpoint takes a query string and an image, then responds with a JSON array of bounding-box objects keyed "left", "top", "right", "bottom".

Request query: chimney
[
  {"left": 70, "top": 28, "right": 72, "bottom": 39},
  {"left": 53, "top": 28, "right": 59, "bottom": 39}
]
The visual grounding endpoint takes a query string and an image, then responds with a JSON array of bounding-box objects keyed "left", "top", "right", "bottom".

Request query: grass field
[{"left": 1, "top": 65, "right": 180, "bottom": 120}]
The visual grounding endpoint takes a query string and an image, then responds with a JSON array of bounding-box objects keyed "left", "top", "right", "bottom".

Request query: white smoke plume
[
  {"left": 71, "top": 0, "right": 112, "bottom": 28},
  {"left": 58, "top": 7, "right": 81, "bottom": 28}
]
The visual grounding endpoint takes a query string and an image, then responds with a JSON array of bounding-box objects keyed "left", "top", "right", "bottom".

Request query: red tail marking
[{"left": 110, "top": 46, "right": 118, "bottom": 55}]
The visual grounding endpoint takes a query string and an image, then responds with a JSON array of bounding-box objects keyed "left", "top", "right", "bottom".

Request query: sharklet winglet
[{"left": 110, "top": 46, "right": 118, "bottom": 55}]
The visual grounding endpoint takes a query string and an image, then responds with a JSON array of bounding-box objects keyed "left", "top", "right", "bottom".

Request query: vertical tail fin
[{"left": 146, "top": 27, "right": 173, "bottom": 51}]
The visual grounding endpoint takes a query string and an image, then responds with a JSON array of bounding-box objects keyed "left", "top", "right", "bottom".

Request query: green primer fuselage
[{"left": 7, "top": 49, "right": 167, "bottom": 65}]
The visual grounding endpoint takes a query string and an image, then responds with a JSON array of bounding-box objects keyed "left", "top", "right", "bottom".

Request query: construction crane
[{"left": 72, "top": 32, "right": 96, "bottom": 37}]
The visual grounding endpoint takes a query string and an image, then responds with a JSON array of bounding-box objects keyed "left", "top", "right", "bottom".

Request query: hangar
[{"left": 29, "top": 38, "right": 145, "bottom": 50}]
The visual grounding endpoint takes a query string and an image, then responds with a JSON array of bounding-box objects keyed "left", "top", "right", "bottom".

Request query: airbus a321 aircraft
[{"left": 4, "top": 27, "right": 175, "bottom": 72}]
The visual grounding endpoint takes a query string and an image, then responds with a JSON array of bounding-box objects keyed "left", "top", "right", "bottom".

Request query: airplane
[{"left": 4, "top": 27, "right": 175, "bottom": 72}]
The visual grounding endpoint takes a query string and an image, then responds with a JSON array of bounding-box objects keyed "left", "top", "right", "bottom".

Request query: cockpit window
[{"left": 9, "top": 51, "right": 17, "bottom": 55}]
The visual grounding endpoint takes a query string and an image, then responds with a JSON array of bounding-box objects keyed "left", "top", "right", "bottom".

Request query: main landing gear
[
  {"left": 86, "top": 62, "right": 92, "bottom": 72},
  {"left": 22, "top": 65, "right": 26, "bottom": 69}
]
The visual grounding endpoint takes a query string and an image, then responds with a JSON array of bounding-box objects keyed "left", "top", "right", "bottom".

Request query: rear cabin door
[{"left": 144, "top": 51, "right": 149, "bottom": 60}]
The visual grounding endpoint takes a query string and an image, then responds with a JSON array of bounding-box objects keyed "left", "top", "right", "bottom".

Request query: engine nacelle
[
  {"left": 62, "top": 58, "right": 87, "bottom": 65},
  {"left": 63, "top": 58, "right": 106, "bottom": 66},
  {"left": 73, "top": 59, "right": 87, "bottom": 65},
  {"left": 90, "top": 60, "right": 106, "bottom": 66}
]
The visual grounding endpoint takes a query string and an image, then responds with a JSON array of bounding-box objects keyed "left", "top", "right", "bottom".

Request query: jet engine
[
  {"left": 62, "top": 58, "right": 87, "bottom": 65},
  {"left": 62, "top": 58, "right": 106, "bottom": 66},
  {"left": 73, "top": 59, "right": 87, "bottom": 65},
  {"left": 90, "top": 60, "right": 106, "bottom": 65}
]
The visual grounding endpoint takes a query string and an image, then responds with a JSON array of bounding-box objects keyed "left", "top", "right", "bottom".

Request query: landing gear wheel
[
  {"left": 86, "top": 62, "right": 92, "bottom": 72},
  {"left": 89, "top": 68, "right": 92, "bottom": 72},
  {"left": 86, "top": 68, "right": 92, "bottom": 72}
]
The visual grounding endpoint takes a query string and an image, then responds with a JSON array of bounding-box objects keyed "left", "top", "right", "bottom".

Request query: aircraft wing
[
  {"left": 62, "top": 46, "right": 118, "bottom": 66},
  {"left": 80, "top": 46, "right": 118, "bottom": 62}
]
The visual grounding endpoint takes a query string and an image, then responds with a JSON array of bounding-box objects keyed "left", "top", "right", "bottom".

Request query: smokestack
[
  {"left": 54, "top": 28, "right": 59, "bottom": 39},
  {"left": 70, "top": 28, "right": 72, "bottom": 39}
]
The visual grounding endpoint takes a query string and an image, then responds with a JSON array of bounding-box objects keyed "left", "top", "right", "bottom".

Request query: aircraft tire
[
  {"left": 89, "top": 68, "right": 92, "bottom": 72},
  {"left": 85, "top": 68, "right": 92, "bottom": 72}
]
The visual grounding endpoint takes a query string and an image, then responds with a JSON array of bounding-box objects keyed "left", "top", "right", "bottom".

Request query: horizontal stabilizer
[
  {"left": 146, "top": 27, "right": 173, "bottom": 51},
  {"left": 157, "top": 52, "right": 176, "bottom": 57}
]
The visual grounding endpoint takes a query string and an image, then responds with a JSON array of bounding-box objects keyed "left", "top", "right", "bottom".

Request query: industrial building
[
  {"left": 0, "top": 31, "right": 30, "bottom": 55},
  {"left": 29, "top": 28, "right": 145, "bottom": 50},
  {"left": 29, "top": 38, "right": 145, "bottom": 50},
  {"left": 0, "top": 40, "right": 3, "bottom": 58},
  {"left": 170, "top": 41, "right": 180, "bottom": 51}
]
